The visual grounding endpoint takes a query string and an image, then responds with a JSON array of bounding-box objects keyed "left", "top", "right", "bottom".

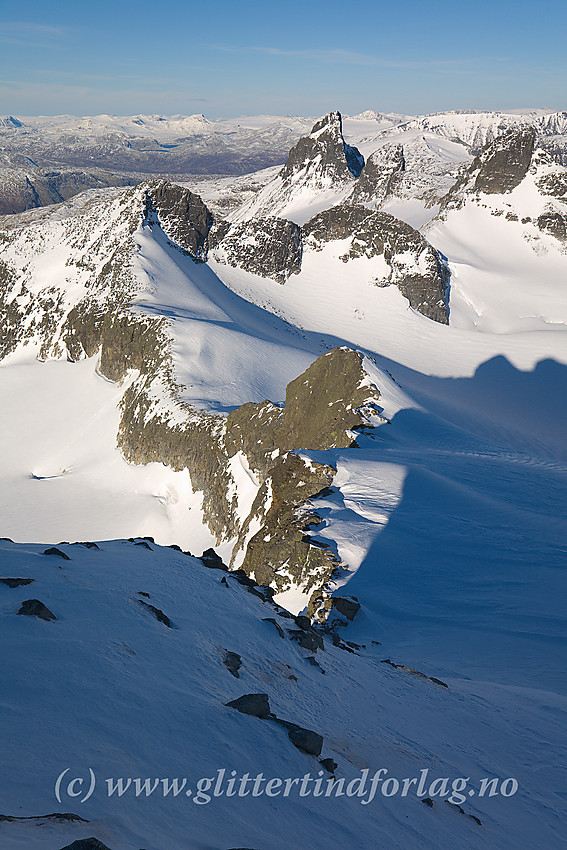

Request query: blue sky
[{"left": 1, "top": 0, "right": 565, "bottom": 117}]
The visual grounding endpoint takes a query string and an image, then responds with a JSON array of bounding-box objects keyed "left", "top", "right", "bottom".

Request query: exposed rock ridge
[
  {"left": 1, "top": 192, "right": 384, "bottom": 608},
  {"left": 303, "top": 204, "right": 449, "bottom": 323}
]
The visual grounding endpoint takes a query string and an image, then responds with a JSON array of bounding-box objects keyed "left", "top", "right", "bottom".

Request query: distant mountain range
[{"left": 1, "top": 107, "right": 567, "bottom": 214}]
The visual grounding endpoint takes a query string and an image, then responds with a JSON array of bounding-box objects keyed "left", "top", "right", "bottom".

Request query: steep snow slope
[
  {"left": 1, "top": 539, "right": 566, "bottom": 850},
  {"left": 0, "top": 353, "right": 216, "bottom": 553}
]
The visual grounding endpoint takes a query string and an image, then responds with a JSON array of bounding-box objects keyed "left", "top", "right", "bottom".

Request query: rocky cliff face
[
  {"left": 303, "top": 204, "right": 449, "bottom": 323},
  {"left": 211, "top": 216, "right": 302, "bottom": 283},
  {"left": 437, "top": 130, "right": 567, "bottom": 247},
  {"left": 280, "top": 111, "right": 364, "bottom": 184},
  {"left": 144, "top": 180, "right": 213, "bottom": 259},
  {"left": 348, "top": 143, "right": 405, "bottom": 207},
  {"left": 472, "top": 128, "right": 536, "bottom": 194}
]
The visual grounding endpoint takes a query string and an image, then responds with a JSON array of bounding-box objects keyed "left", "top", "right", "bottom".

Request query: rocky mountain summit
[
  {"left": 280, "top": 110, "right": 364, "bottom": 183},
  {"left": 437, "top": 128, "right": 567, "bottom": 246},
  {"left": 231, "top": 111, "right": 365, "bottom": 223}
]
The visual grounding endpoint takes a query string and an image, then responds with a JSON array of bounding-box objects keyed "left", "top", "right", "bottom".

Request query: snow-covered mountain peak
[
  {"left": 229, "top": 111, "right": 365, "bottom": 224},
  {"left": 0, "top": 116, "right": 23, "bottom": 128}
]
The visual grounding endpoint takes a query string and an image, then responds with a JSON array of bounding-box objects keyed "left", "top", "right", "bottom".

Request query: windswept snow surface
[{"left": 1, "top": 538, "right": 566, "bottom": 850}]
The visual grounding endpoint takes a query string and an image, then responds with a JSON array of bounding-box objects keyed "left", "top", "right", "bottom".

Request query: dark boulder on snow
[
  {"left": 0, "top": 577, "right": 35, "bottom": 588},
  {"left": 212, "top": 216, "right": 302, "bottom": 283},
  {"left": 302, "top": 204, "right": 449, "bottom": 324},
  {"left": 59, "top": 839, "right": 114, "bottom": 850},
  {"left": 17, "top": 599, "right": 56, "bottom": 620},
  {"left": 288, "top": 728, "right": 324, "bottom": 756},
  {"left": 225, "top": 693, "right": 271, "bottom": 718},
  {"left": 331, "top": 596, "right": 361, "bottom": 621},
  {"left": 138, "top": 599, "right": 172, "bottom": 628},
  {"left": 43, "top": 547, "right": 70, "bottom": 560},
  {"left": 262, "top": 617, "right": 286, "bottom": 639},
  {"left": 223, "top": 651, "right": 242, "bottom": 678},
  {"left": 289, "top": 629, "right": 325, "bottom": 653},
  {"left": 201, "top": 548, "right": 228, "bottom": 571}
]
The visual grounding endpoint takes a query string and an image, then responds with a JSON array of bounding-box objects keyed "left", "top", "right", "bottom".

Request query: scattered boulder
[
  {"left": 289, "top": 630, "right": 324, "bottom": 653},
  {"left": 288, "top": 728, "right": 324, "bottom": 757},
  {"left": 380, "top": 658, "right": 448, "bottom": 688},
  {"left": 0, "top": 577, "right": 35, "bottom": 588},
  {"left": 43, "top": 547, "right": 70, "bottom": 560},
  {"left": 306, "top": 656, "right": 325, "bottom": 674},
  {"left": 320, "top": 758, "right": 337, "bottom": 773},
  {"left": 225, "top": 693, "right": 271, "bottom": 718},
  {"left": 59, "top": 839, "right": 113, "bottom": 850},
  {"left": 223, "top": 651, "right": 242, "bottom": 678},
  {"left": 331, "top": 596, "right": 361, "bottom": 621},
  {"left": 17, "top": 599, "right": 56, "bottom": 621},
  {"left": 201, "top": 548, "right": 228, "bottom": 571},
  {"left": 138, "top": 599, "right": 171, "bottom": 628},
  {"left": 262, "top": 618, "right": 285, "bottom": 639}
]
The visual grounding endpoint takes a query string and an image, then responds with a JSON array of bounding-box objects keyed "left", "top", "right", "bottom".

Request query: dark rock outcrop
[
  {"left": 473, "top": 128, "right": 536, "bottom": 194},
  {"left": 17, "top": 599, "right": 56, "bottom": 621},
  {"left": 138, "top": 599, "right": 172, "bottom": 628},
  {"left": 537, "top": 211, "right": 567, "bottom": 241},
  {"left": 225, "top": 693, "right": 271, "bottom": 718},
  {"left": 59, "top": 840, "right": 113, "bottom": 850},
  {"left": 288, "top": 728, "right": 324, "bottom": 756},
  {"left": 303, "top": 205, "right": 449, "bottom": 323},
  {"left": 262, "top": 618, "right": 286, "bottom": 639},
  {"left": 43, "top": 547, "right": 70, "bottom": 560},
  {"left": 349, "top": 144, "right": 405, "bottom": 206},
  {"left": 280, "top": 111, "right": 364, "bottom": 185},
  {"left": 0, "top": 577, "right": 35, "bottom": 588},
  {"left": 330, "top": 596, "right": 361, "bottom": 621},
  {"left": 223, "top": 651, "right": 242, "bottom": 677},
  {"left": 212, "top": 216, "right": 302, "bottom": 283},
  {"left": 143, "top": 180, "right": 213, "bottom": 259}
]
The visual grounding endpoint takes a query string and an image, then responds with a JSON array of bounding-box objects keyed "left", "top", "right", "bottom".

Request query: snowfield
[{"left": 0, "top": 109, "right": 566, "bottom": 849}]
